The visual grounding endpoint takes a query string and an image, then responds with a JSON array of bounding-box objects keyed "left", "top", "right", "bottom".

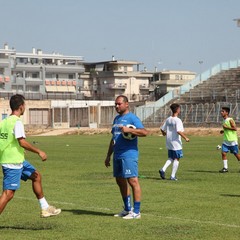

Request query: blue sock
[
  {"left": 123, "top": 195, "right": 131, "bottom": 211},
  {"left": 133, "top": 201, "right": 141, "bottom": 214}
]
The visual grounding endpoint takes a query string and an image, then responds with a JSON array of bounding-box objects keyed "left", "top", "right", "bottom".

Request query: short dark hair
[
  {"left": 116, "top": 95, "right": 129, "bottom": 103},
  {"left": 222, "top": 106, "right": 230, "bottom": 114},
  {"left": 10, "top": 94, "right": 25, "bottom": 111},
  {"left": 170, "top": 103, "right": 180, "bottom": 113}
]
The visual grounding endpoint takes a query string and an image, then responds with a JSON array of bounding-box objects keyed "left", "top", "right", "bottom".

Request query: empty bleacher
[{"left": 135, "top": 61, "right": 240, "bottom": 127}]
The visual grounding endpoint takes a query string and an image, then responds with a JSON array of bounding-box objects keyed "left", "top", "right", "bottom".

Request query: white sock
[
  {"left": 39, "top": 197, "right": 49, "bottom": 210},
  {"left": 171, "top": 159, "right": 179, "bottom": 178},
  {"left": 223, "top": 160, "right": 228, "bottom": 169},
  {"left": 162, "top": 159, "right": 173, "bottom": 172}
]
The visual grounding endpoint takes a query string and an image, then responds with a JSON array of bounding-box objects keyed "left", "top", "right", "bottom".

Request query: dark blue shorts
[{"left": 168, "top": 149, "right": 183, "bottom": 160}]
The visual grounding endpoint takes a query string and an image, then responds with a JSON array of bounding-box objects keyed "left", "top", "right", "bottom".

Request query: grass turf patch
[{"left": 0, "top": 134, "right": 240, "bottom": 239}]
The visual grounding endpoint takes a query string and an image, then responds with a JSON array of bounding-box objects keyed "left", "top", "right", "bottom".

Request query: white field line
[{"left": 15, "top": 196, "right": 240, "bottom": 228}]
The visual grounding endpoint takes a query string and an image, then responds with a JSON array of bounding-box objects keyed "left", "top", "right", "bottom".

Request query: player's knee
[
  {"left": 30, "top": 170, "right": 42, "bottom": 181},
  {"left": 4, "top": 190, "right": 15, "bottom": 201},
  {"left": 128, "top": 177, "right": 139, "bottom": 187},
  {"left": 116, "top": 177, "right": 125, "bottom": 186}
]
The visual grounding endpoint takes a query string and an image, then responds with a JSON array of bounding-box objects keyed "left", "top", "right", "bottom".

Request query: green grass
[{"left": 1, "top": 134, "right": 240, "bottom": 239}]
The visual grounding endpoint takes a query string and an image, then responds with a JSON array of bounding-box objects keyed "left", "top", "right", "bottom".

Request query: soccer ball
[
  {"left": 217, "top": 145, "right": 222, "bottom": 150},
  {"left": 122, "top": 124, "right": 136, "bottom": 140}
]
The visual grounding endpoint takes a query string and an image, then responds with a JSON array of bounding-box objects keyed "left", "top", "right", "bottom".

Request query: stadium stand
[{"left": 135, "top": 60, "right": 240, "bottom": 127}]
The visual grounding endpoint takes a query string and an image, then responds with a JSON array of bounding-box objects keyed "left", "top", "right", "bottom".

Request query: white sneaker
[
  {"left": 41, "top": 205, "right": 61, "bottom": 218},
  {"left": 114, "top": 209, "right": 130, "bottom": 217},
  {"left": 122, "top": 212, "right": 141, "bottom": 219}
]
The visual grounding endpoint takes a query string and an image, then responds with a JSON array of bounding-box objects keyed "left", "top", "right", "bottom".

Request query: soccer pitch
[{"left": 0, "top": 134, "right": 240, "bottom": 240}]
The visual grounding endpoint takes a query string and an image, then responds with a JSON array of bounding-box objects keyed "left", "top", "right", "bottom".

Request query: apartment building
[
  {"left": 0, "top": 43, "right": 195, "bottom": 103},
  {"left": 152, "top": 70, "right": 196, "bottom": 99},
  {"left": 81, "top": 58, "right": 153, "bottom": 101},
  {"left": 0, "top": 44, "right": 154, "bottom": 102},
  {"left": 0, "top": 44, "right": 85, "bottom": 100}
]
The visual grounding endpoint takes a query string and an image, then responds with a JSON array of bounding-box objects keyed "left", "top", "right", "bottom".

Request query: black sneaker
[
  {"left": 219, "top": 168, "right": 228, "bottom": 173},
  {"left": 159, "top": 169, "right": 166, "bottom": 179}
]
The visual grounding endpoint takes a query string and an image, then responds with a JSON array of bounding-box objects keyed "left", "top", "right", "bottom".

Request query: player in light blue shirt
[{"left": 105, "top": 95, "right": 148, "bottom": 219}]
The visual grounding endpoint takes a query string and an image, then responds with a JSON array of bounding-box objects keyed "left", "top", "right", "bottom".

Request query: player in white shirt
[{"left": 159, "top": 104, "right": 190, "bottom": 180}]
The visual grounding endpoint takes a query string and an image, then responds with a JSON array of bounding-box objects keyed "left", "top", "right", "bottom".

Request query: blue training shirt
[{"left": 111, "top": 112, "right": 144, "bottom": 159}]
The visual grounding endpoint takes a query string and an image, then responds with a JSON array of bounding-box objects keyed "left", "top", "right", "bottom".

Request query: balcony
[
  {"left": 0, "top": 59, "right": 9, "bottom": 67},
  {"left": 25, "top": 78, "right": 43, "bottom": 85},
  {"left": 45, "top": 64, "right": 84, "bottom": 73},
  {"left": 15, "top": 63, "right": 41, "bottom": 71},
  {"left": 0, "top": 76, "right": 11, "bottom": 83},
  {"left": 15, "top": 63, "right": 84, "bottom": 73},
  {"left": 107, "top": 83, "right": 127, "bottom": 89}
]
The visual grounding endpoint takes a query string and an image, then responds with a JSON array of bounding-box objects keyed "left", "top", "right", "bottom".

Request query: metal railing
[{"left": 135, "top": 59, "right": 240, "bottom": 121}]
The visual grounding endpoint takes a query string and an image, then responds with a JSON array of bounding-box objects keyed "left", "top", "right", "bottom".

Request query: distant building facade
[
  {"left": 0, "top": 44, "right": 85, "bottom": 100},
  {"left": 0, "top": 44, "right": 153, "bottom": 102},
  {"left": 81, "top": 59, "right": 153, "bottom": 101},
  {"left": 152, "top": 70, "right": 196, "bottom": 99},
  {"left": 0, "top": 43, "right": 196, "bottom": 103}
]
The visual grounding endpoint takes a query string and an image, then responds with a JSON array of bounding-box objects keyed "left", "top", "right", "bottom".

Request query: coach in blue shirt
[{"left": 105, "top": 95, "right": 148, "bottom": 219}]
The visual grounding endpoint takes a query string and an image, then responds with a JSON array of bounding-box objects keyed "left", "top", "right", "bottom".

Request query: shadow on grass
[
  {"left": 186, "top": 169, "right": 218, "bottom": 173},
  {"left": 220, "top": 194, "right": 240, "bottom": 198},
  {"left": 62, "top": 209, "right": 113, "bottom": 216},
  {"left": 0, "top": 225, "right": 52, "bottom": 230},
  {"left": 139, "top": 176, "right": 161, "bottom": 180}
]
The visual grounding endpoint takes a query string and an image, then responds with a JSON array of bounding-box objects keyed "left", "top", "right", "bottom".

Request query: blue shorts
[
  {"left": 2, "top": 160, "right": 36, "bottom": 191},
  {"left": 168, "top": 149, "right": 183, "bottom": 160},
  {"left": 113, "top": 157, "right": 138, "bottom": 178},
  {"left": 222, "top": 144, "right": 239, "bottom": 155}
]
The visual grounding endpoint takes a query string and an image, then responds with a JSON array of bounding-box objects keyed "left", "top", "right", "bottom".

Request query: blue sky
[{"left": 1, "top": 0, "right": 239, "bottom": 73}]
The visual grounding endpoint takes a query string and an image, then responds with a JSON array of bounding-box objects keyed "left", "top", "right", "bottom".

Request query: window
[
  {"left": 26, "top": 85, "right": 39, "bottom": 92},
  {"left": 46, "top": 73, "right": 53, "bottom": 78},
  {"left": 30, "top": 58, "right": 38, "bottom": 64},
  {"left": 0, "top": 83, "right": 5, "bottom": 89},
  {"left": 154, "top": 74, "right": 159, "bottom": 81},
  {"left": 16, "top": 72, "right": 23, "bottom": 77},
  {"left": 2, "top": 113, "right": 7, "bottom": 120},
  {"left": 68, "top": 74, "right": 74, "bottom": 79},
  {"left": 12, "top": 85, "right": 24, "bottom": 91},
  {"left": 32, "top": 73, "right": 39, "bottom": 78}
]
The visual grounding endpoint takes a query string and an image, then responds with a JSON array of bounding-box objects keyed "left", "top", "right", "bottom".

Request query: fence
[
  {"left": 135, "top": 59, "right": 240, "bottom": 121},
  {"left": 138, "top": 102, "right": 240, "bottom": 128}
]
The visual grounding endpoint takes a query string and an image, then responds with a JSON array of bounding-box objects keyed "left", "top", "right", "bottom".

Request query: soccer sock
[
  {"left": 171, "top": 159, "right": 179, "bottom": 178},
  {"left": 133, "top": 201, "right": 141, "bottom": 214},
  {"left": 39, "top": 197, "right": 49, "bottom": 210},
  {"left": 123, "top": 195, "right": 131, "bottom": 211},
  {"left": 162, "top": 159, "right": 173, "bottom": 172},
  {"left": 223, "top": 160, "right": 228, "bottom": 169}
]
